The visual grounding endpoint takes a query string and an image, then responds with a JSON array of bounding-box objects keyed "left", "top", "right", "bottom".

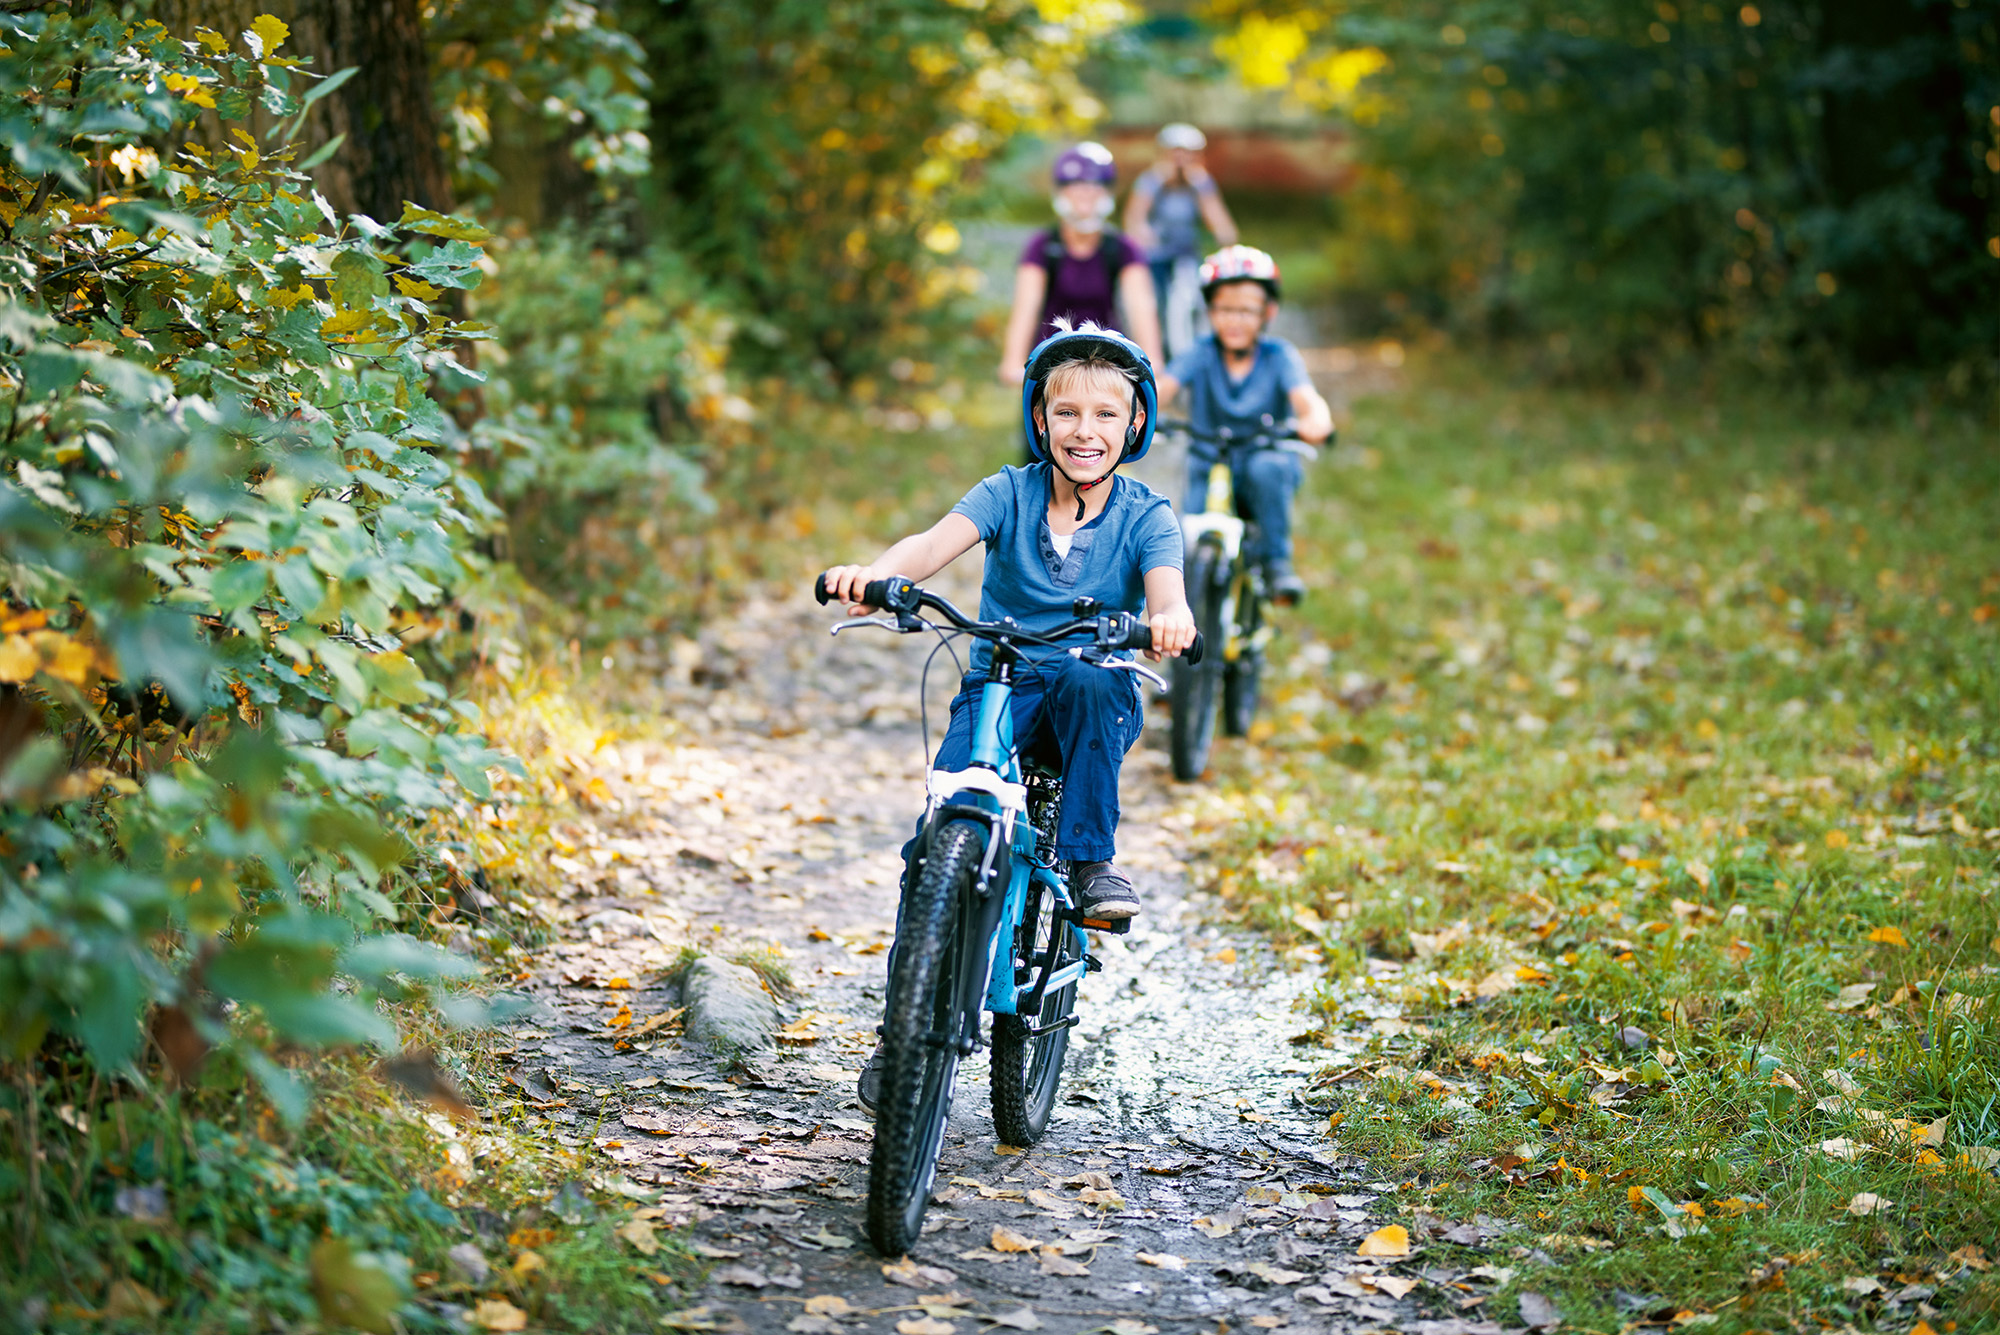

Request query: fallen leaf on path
[
  {"left": 659, "top": 1308, "right": 729, "bottom": 1332},
  {"left": 1819, "top": 1138, "right": 1865, "bottom": 1160},
  {"left": 803, "top": 1295, "right": 855, "bottom": 1317},
  {"left": 1191, "top": 1212, "right": 1239, "bottom": 1239},
  {"left": 1077, "top": 1186, "right": 1125, "bottom": 1210},
  {"left": 1915, "top": 1116, "right": 1949, "bottom": 1147},
  {"left": 991, "top": 1226, "right": 1039, "bottom": 1253},
  {"left": 788, "top": 1318, "right": 838, "bottom": 1335},
  {"left": 1372, "top": 1275, "right": 1419, "bottom": 1298},
  {"left": 625, "top": 1076, "right": 661, "bottom": 1089},
  {"left": 882, "top": 1259, "right": 956, "bottom": 1288},
  {"left": 1517, "top": 1291, "right": 1560, "bottom": 1329},
  {"left": 1065, "top": 1228, "right": 1117, "bottom": 1244},
  {"left": 615, "top": 1217, "right": 658, "bottom": 1256},
  {"left": 989, "top": 1310, "right": 1043, "bottom": 1331},
  {"left": 714, "top": 1266, "right": 768, "bottom": 1288},
  {"left": 1107, "top": 1321, "right": 1157, "bottom": 1335},
  {"left": 994, "top": 1144, "right": 1024, "bottom": 1155},
  {"left": 1827, "top": 982, "right": 1876, "bottom": 1011},
  {"left": 895, "top": 1320, "right": 955, "bottom": 1335},
  {"left": 471, "top": 1298, "right": 529, "bottom": 1331},
  {"left": 1842, "top": 1277, "right": 1883, "bottom": 1294},
  {"left": 1245, "top": 1262, "right": 1309, "bottom": 1284},
  {"left": 955, "top": 1248, "right": 1009, "bottom": 1263},
  {"left": 803, "top": 1228, "right": 854, "bottom": 1249},
  {"left": 1137, "top": 1252, "right": 1187, "bottom": 1270},
  {"left": 1357, "top": 1224, "right": 1411, "bottom": 1257},
  {"left": 1845, "top": 1192, "right": 1893, "bottom": 1216},
  {"left": 1474, "top": 968, "right": 1518, "bottom": 998},
  {"left": 1037, "top": 1248, "right": 1089, "bottom": 1277},
  {"left": 1025, "top": 1188, "right": 1073, "bottom": 1214}
]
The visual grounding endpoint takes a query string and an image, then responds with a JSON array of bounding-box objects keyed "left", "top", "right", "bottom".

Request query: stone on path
[{"left": 681, "top": 956, "right": 782, "bottom": 1054}]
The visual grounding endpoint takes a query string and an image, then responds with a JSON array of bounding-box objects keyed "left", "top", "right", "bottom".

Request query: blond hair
[{"left": 1038, "top": 319, "right": 1145, "bottom": 401}]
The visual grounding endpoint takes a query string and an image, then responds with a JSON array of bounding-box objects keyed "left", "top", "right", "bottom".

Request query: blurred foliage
[
  {"left": 628, "top": 0, "right": 1129, "bottom": 383},
  {"left": 1207, "top": 1, "right": 2000, "bottom": 387},
  {"left": 0, "top": 9, "right": 504, "bottom": 1101}
]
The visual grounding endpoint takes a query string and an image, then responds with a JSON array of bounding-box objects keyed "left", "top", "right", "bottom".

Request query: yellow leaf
[
  {"left": 1137, "top": 1252, "right": 1187, "bottom": 1270},
  {"left": 471, "top": 1297, "right": 528, "bottom": 1331},
  {"left": 615, "top": 1217, "right": 658, "bottom": 1256},
  {"left": 1211, "top": 946, "right": 1237, "bottom": 964},
  {"left": 1910, "top": 1322, "right": 1938, "bottom": 1335},
  {"left": 196, "top": 28, "right": 230, "bottom": 53},
  {"left": 991, "top": 1225, "right": 1038, "bottom": 1253},
  {"left": 393, "top": 274, "right": 443, "bottom": 301},
  {"left": 0, "top": 635, "right": 36, "bottom": 682},
  {"left": 1357, "top": 1224, "right": 1410, "bottom": 1257},
  {"left": 248, "top": 14, "right": 290, "bottom": 54},
  {"left": 38, "top": 632, "right": 97, "bottom": 685},
  {"left": 1825, "top": 829, "right": 1850, "bottom": 849},
  {"left": 1845, "top": 1192, "right": 1892, "bottom": 1216},
  {"left": 1867, "top": 926, "right": 1907, "bottom": 947},
  {"left": 1686, "top": 859, "right": 1712, "bottom": 890}
]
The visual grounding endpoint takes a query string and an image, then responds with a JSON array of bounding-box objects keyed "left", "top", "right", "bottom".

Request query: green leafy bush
[{"left": 0, "top": 7, "right": 503, "bottom": 1100}]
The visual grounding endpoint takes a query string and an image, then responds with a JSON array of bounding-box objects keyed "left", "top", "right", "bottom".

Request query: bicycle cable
[{"left": 916, "top": 623, "right": 967, "bottom": 775}]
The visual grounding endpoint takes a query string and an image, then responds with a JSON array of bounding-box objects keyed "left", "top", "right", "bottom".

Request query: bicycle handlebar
[
  {"left": 1159, "top": 417, "right": 1327, "bottom": 457},
  {"left": 814, "top": 574, "right": 1203, "bottom": 666}
]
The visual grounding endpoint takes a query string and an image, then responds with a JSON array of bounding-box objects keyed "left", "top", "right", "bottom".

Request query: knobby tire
[
  {"left": 989, "top": 879, "right": 1078, "bottom": 1146},
  {"left": 865, "top": 819, "right": 978, "bottom": 1256},
  {"left": 1169, "top": 541, "right": 1225, "bottom": 781},
  {"left": 1222, "top": 577, "right": 1264, "bottom": 738}
]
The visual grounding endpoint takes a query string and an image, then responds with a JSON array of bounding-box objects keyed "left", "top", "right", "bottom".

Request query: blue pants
[
  {"left": 931, "top": 656, "right": 1144, "bottom": 863},
  {"left": 1186, "top": 448, "right": 1303, "bottom": 567}
]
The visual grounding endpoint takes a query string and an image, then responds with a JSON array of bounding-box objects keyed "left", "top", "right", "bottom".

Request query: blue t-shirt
[
  {"left": 950, "top": 464, "right": 1183, "bottom": 674},
  {"left": 1165, "top": 335, "right": 1312, "bottom": 461}
]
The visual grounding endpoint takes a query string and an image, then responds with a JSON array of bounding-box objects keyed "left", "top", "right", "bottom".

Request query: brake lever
[
  {"left": 1097, "top": 659, "right": 1169, "bottom": 692},
  {"left": 829, "top": 616, "right": 904, "bottom": 636}
]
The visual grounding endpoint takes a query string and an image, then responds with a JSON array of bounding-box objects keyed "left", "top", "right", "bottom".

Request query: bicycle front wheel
[
  {"left": 1169, "top": 540, "right": 1225, "bottom": 781},
  {"left": 866, "top": 819, "right": 978, "bottom": 1256},
  {"left": 990, "top": 878, "right": 1080, "bottom": 1146}
]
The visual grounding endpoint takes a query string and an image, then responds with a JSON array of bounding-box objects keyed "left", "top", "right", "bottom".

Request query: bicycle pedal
[{"left": 1074, "top": 915, "right": 1132, "bottom": 935}]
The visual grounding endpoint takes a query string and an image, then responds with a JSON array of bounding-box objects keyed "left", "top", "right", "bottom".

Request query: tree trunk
[{"left": 151, "top": 0, "right": 451, "bottom": 221}]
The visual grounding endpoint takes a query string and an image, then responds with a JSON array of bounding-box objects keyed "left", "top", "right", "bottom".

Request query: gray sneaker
[
  {"left": 857, "top": 1041, "right": 885, "bottom": 1115},
  {"left": 1071, "top": 861, "right": 1140, "bottom": 921}
]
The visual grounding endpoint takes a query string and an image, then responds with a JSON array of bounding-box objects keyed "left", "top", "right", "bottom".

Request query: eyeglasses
[{"left": 1209, "top": 302, "right": 1266, "bottom": 321}]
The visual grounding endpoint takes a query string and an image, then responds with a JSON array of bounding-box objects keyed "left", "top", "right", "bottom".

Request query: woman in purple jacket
[{"left": 998, "top": 143, "right": 1164, "bottom": 387}]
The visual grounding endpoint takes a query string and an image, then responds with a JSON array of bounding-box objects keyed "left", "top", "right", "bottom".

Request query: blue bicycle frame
[{"left": 924, "top": 661, "right": 1094, "bottom": 1026}]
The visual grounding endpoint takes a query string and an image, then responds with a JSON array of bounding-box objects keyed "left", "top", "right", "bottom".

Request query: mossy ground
[{"left": 1188, "top": 352, "right": 2000, "bottom": 1330}]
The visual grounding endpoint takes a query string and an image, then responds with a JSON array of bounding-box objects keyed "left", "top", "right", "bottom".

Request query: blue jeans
[
  {"left": 929, "top": 656, "right": 1144, "bottom": 863},
  {"left": 1186, "top": 448, "right": 1303, "bottom": 568}
]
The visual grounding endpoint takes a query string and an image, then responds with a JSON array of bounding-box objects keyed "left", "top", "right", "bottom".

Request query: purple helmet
[{"left": 1053, "top": 142, "right": 1116, "bottom": 187}]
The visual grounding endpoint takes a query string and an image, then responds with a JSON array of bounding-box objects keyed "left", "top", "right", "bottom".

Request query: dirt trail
[{"left": 494, "top": 444, "right": 1503, "bottom": 1334}]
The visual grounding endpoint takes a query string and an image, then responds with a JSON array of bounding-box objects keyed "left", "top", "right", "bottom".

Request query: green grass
[{"left": 1192, "top": 353, "right": 2000, "bottom": 1331}]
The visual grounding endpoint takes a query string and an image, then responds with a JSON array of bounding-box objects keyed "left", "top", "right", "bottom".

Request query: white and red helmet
[{"left": 1198, "top": 244, "right": 1282, "bottom": 302}]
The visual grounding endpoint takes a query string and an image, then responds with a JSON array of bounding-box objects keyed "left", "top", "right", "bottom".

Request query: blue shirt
[
  {"left": 1165, "top": 335, "right": 1311, "bottom": 461},
  {"left": 950, "top": 464, "right": 1183, "bottom": 674}
]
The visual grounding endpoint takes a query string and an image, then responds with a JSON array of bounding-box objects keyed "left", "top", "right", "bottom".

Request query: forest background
[{"left": 0, "top": 0, "right": 1994, "bottom": 1330}]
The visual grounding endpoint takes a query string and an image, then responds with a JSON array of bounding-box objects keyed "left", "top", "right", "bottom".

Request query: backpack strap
[{"left": 1036, "top": 229, "right": 1131, "bottom": 293}]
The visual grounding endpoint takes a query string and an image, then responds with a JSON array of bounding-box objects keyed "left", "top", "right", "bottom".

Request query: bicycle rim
[
  {"left": 866, "top": 820, "right": 977, "bottom": 1255},
  {"left": 1169, "top": 543, "right": 1225, "bottom": 780},
  {"left": 990, "top": 880, "right": 1078, "bottom": 1146}
]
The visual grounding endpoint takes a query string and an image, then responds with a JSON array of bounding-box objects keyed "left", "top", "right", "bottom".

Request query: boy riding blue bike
[
  {"left": 1156, "top": 245, "right": 1335, "bottom": 606},
  {"left": 820, "top": 323, "right": 1196, "bottom": 1116}
]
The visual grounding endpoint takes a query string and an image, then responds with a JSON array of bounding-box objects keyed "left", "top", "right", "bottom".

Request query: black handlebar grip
[
  {"left": 815, "top": 574, "right": 908, "bottom": 610},
  {"left": 1184, "top": 630, "right": 1204, "bottom": 667}
]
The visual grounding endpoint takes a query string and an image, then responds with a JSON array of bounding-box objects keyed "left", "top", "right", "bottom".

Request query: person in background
[
  {"left": 999, "top": 143, "right": 1163, "bottom": 389},
  {"left": 1124, "top": 123, "right": 1239, "bottom": 315},
  {"left": 1156, "top": 245, "right": 1333, "bottom": 607}
]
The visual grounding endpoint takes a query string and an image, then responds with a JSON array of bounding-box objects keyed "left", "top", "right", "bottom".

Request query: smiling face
[
  {"left": 1207, "top": 279, "right": 1275, "bottom": 354},
  {"left": 1036, "top": 363, "right": 1140, "bottom": 486}
]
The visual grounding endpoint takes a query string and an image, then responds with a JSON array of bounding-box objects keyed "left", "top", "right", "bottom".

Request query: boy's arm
[
  {"left": 1156, "top": 373, "right": 1182, "bottom": 408},
  {"left": 823, "top": 513, "right": 982, "bottom": 615},
  {"left": 1142, "top": 565, "right": 1197, "bottom": 662},
  {"left": 1117, "top": 263, "right": 1165, "bottom": 370},
  {"left": 999, "top": 264, "right": 1048, "bottom": 386},
  {"left": 1288, "top": 381, "right": 1335, "bottom": 445},
  {"left": 1123, "top": 178, "right": 1159, "bottom": 250},
  {"left": 1193, "top": 173, "right": 1239, "bottom": 247}
]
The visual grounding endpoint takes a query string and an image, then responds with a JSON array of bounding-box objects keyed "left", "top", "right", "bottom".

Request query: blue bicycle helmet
[{"left": 1020, "top": 323, "right": 1160, "bottom": 466}]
